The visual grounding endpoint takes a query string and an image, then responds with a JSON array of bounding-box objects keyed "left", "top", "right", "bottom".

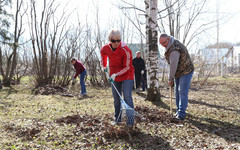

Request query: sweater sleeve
[
  {"left": 169, "top": 51, "right": 180, "bottom": 81},
  {"left": 100, "top": 46, "right": 108, "bottom": 68},
  {"left": 74, "top": 61, "right": 85, "bottom": 78},
  {"left": 132, "top": 58, "right": 136, "bottom": 68},
  {"left": 74, "top": 63, "right": 80, "bottom": 78},
  {"left": 141, "top": 59, "right": 146, "bottom": 71}
]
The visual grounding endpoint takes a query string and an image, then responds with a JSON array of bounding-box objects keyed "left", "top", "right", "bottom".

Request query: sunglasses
[
  {"left": 111, "top": 39, "right": 121, "bottom": 43},
  {"left": 161, "top": 37, "right": 169, "bottom": 45}
]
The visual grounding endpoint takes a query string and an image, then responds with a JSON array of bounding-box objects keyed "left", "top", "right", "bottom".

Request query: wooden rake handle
[{"left": 170, "top": 86, "right": 173, "bottom": 116}]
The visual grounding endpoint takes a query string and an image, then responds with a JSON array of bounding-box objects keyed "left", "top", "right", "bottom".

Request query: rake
[
  {"left": 67, "top": 78, "right": 75, "bottom": 93},
  {"left": 60, "top": 78, "right": 75, "bottom": 97},
  {"left": 169, "top": 85, "right": 173, "bottom": 117},
  {"left": 105, "top": 72, "right": 142, "bottom": 126}
]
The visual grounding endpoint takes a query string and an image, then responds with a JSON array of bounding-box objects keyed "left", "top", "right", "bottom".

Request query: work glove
[
  {"left": 103, "top": 67, "right": 107, "bottom": 73},
  {"left": 141, "top": 70, "right": 144, "bottom": 75},
  {"left": 109, "top": 73, "right": 117, "bottom": 82},
  {"left": 72, "top": 77, "right": 76, "bottom": 85}
]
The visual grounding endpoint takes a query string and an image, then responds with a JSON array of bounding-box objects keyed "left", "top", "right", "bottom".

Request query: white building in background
[
  {"left": 158, "top": 57, "right": 166, "bottom": 69},
  {"left": 226, "top": 46, "right": 240, "bottom": 68},
  {"left": 199, "top": 48, "right": 229, "bottom": 65}
]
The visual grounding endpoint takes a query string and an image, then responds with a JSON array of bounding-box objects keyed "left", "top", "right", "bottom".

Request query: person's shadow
[
  {"left": 151, "top": 99, "right": 240, "bottom": 144},
  {"left": 187, "top": 113, "right": 240, "bottom": 143},
  {"left": 189, "top": 99, "right": 240, "bottom": 113}
]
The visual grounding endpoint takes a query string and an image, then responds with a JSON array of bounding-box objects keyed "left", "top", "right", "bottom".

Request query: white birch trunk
[{"left": 145, "top": 0, "right": 160, "bottom": 101}]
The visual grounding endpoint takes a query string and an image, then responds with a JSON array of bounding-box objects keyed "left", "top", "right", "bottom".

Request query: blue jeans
[
  {"left": 175, "top": 71, "right": 193, "bottom": 119},
  {"left": 111, "top": 80, "right": 134, "bottom": 125},
  {"left": 79, "top": 70, "right": 87, "bottom": 95}
]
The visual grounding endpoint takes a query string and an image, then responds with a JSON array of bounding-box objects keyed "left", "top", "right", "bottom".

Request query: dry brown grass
[{"left": 0, "top": 77, "right": 239, "bottom": 149}]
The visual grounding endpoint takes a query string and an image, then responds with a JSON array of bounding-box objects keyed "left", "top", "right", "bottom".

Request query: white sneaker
[
  {"left": 111, "top": 121, "right": 125, "bottom": 126},
  {"left": 111, "top": 121, "right": 119, "bottom": 126},
  {"left": 174, "top": 112, "right": 178, "bottom": 117},
  {"left": 79, "top": 93, "right": 87, "bottom": 97},
  {"left": 135, "top": 88, "right": 140, "bottom": 92}
]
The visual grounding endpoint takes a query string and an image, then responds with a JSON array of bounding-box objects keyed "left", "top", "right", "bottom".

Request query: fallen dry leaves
[{"left": 0, "top": 77, "right": 239, "bottom": 149}]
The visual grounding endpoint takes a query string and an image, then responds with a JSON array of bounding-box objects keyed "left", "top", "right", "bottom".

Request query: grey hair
[
  {"left": 108, "top": 28, "right": 121, "bottom": 42},
  {"left": 71, "top": 57, "right": 77, "bottom": 62},
  {"left": 136, "top": 51, "right": 141, "bottom": 55},
  {"left": 160, "top": 33, "right": 169, "bottom": 40}
]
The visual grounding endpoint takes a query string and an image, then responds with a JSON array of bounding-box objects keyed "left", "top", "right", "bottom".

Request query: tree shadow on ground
[
  {"left": 146, "top": 93, "right": 173, "bottom": 112},
  {"left": 187, "top": 114, "right": 240, "bottom": 143},
  {"left": 0, "top": 101, "right": 13, "bottom": 110},
  {"left": 189, "top": 99, "right": 240, "bottom": 113},
  {"left": 135, "top": 92, "right": 170, "bottom": 111},
  {"left": 136, "top": 92, "right": 167, "bottom": 99},
  {"left": 151, "top": 100, "right": 171, "bottom": 111},
  {"left": 150, "top": 99, "right": 240, "bottom": 143},
  {"left": 135, "top": 92, "right": 147, "bottom": 99},
  {"left": 0, "top": 87, "right": 18, "bottom": 99},
  {"left": 190, "top": 87, "right": 224, "bottom": 93}
]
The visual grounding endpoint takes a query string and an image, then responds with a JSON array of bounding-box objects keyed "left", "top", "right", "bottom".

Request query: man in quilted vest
[{"left": 159, "top": 33, "right": 194, "bottom": 121}]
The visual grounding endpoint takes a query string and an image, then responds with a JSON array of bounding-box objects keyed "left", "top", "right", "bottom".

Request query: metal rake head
[{"left": 117, "top": 108, "right": 135, "bottom": 126}]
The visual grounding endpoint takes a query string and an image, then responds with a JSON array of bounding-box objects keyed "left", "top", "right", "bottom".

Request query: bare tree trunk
[
  {"left": 29, "top": 0, "right": 73, "bottom": 87},
  {"left": 145, "top": 0, "right": 161, "bottom": 101},
  {"left": 0, "top": 0, "right": 24, "bottom": 86},
  {"left": 13, "top": 46, "right": 30, "bottom": 84}
]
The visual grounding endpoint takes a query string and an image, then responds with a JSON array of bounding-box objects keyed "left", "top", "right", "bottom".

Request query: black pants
[{"left": 135, "top": 72, "right": 142, "bottom": 89}]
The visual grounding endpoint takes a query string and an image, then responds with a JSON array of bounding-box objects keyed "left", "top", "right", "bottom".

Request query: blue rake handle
[
  {"left": 105, "top": 72, "right": 134, "bottom": 111},
  {"left": 105, "top": 72, "right": 140, "bottom": 126}
]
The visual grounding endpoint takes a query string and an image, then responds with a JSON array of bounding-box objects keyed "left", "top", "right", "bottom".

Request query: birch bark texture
[{"left": 145, "top": 0, "right": 161, "bottom": 101}]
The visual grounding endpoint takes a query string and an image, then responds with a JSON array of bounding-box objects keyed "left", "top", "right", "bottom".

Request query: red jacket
[
  {"left": 101, "top": 41, "right": 134, "bottom": 82},
  {"left": 73, "top": 60, "right": 85, "bottom": 78}
]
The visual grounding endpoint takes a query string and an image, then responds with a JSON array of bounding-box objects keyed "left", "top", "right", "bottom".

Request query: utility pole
[{"left": 216, "top": 0, "right": 224, "bottom": 77}]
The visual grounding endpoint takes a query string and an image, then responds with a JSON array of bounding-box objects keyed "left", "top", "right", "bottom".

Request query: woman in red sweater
[
  {"left": 101, "top": 29, "right": 135, "bottom": 126},
  {"left": 71, "top": 57, "right": 87, "bottom": 97}
]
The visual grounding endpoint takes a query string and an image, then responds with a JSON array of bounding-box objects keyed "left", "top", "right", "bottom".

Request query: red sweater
[
  {"left": 73, "top": 60, "right": 85, "bottom": 78},
  {"left": 101, "top": 41, "right": 134, "bottom": 82}
]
